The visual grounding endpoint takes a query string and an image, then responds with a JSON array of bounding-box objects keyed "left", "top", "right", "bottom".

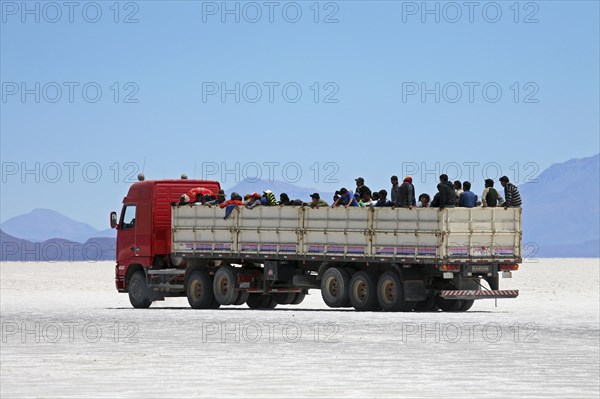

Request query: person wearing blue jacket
[{"left": 458, "top": 181, "right": 478, "bottom": 208}]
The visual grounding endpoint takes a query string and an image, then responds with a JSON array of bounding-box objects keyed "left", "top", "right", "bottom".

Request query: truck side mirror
[{"left": 110, "top": 211, "right": 118, "bottom": 229}]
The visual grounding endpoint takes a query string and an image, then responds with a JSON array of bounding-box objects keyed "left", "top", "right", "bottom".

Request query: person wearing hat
[
  {"left": 332, "top": 188, "right": 359, "bottom": 208},
  {"left": 355, "top": 177, "right": 371, "bottom": 199},
  {"left": 307, "top": 193, "right": 329, "bottom": 208},
  {"left": 499, "top": 176, "right": 522, "bottom": 209},
  {"left": 398, "top": 176, "right": 416, "bottom": 209},
  {"left": 263, "top": 190, "right": 277, "bottom": 206},
  {"left": 374, "top": 189, "right": 392, "bottom": 207},
  {"left": 245, "top": 192, "right": 263, "bottom": 209},
  {"left": 205, "top": 190, "right": 227, "bottom": 206}
]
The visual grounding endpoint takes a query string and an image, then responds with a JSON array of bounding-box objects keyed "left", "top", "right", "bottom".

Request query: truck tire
[
  {"left": 292, "top": 274, "right": 319, "bottom": 288},
  {"left": 210, "top": 295, "right": 221, "bottom": 309},
  {"left": 458, "top": 279, "right": 479, "bottom": 312},
  {"left": 320, "top": 267, "right": 350, "bottom": 308},
  {"left": 437, "top": 279, "right": 479, "bottom": 312},
  {"left": 414, "top": 295, "right": 439, "bottom": 312},
  {"left": 246, "top": 294, "right": 278, "bottom": 309},
  {"left": 291, "top": 292, "right": 306, "bottom": 305},
  {"left": 273, "top": 292, "right": 296, "bottom": 305},
  {"left": 233, "top": 290, "right": 249, "bottom": 306},
  {"left": 128, "top": 271, "right": 152, "bottom": 309},
  {"left": 377, "top": 271, "right": 413, "bottom": 312},
  {"left": 186, "top": 270, "right": 215, "bottom": 309},
  {"left": 349, "top": 271, "right": 380, "bottom": 311},
  {"left": 213, "top": 265, "right": 238, "bottom": 305}
]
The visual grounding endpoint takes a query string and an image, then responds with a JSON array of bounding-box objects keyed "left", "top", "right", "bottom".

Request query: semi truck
[{"left": 111, "top": 177, "right": 521, "bottom": 312}]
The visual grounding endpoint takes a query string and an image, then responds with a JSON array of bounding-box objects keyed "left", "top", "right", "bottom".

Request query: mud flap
[{"left": 403, "top": 280, "right": 426, "bottom": 301}]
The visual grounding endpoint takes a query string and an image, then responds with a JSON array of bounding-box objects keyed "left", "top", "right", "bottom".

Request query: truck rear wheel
[
  {"left": 213, "top": 265, "right": 238, "bottom": 305},
  {"left": 349, "top": 271, "right": 380, "bottom": 311},
  {"left": 321, "top": 267, "right": 350, "bottom": 308},
  {"left": 186, "top": 270, "right": 215, "bottom": 309},
  {"left": 414, "top": 295, "right": 438, "bottom": 312},
  {"left": 273, "top": 292, "right": 296, "bottom": 305},
  {"left": 291, "top": 292, "right": 306, "bottom": 305},
  {"left": 247, "top": 294, "right": 278, "bottom": 309},
  {"left": 377, "top": 271, "right": 413, "bottom": 312},
  {"left": 128, "top": 271, "right": 153, "bottom": 309},
  {"left": 437, "top": 279, "right": 478, "bottom": 312},
  {"left": 233, "top": 290, "right": 249, "bottom": 306}
]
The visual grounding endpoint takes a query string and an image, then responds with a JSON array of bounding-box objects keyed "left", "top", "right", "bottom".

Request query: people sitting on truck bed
[
  {"left": 332, "top": 192, "right": 340, "bottom": 205},
  {"left": 263, "top": 190, "right": 278, "bottom": 206},
  {"left": 245, "top": 192, "right": 262, "bottom": 209},
  {"left": 279, "top": 193, "right": 292, "bottom": 205},
  {"left": 374, "top": 190, "right": 392, "bottom": 207},
  {"left": 307, "top": 193, "right": 329, "bottom": 208},
  {"left": 390, "top": 175, "right": 401, "bottom": 207},
  {"left": 482, "top": 179, "right": 503, "bottom": 207},
  {"left": 355, "top": 177, "right": 371, "bottom": 199},
  {"left": 219, "top": 192, "right": 244, "bottom": 208},
  {"left": 359, "top": 191, "right": 374, "bottom": 207},
  {"left": 437, "top": 174, "right": 456, "bottom": 209},
  {"left": 206, "top": 189, "right": 226, "bottom": 206},
  {"left": 399, "top": 176, "right": 416, "bottom": 209},
  {"left": 499, "top": 176, "right": 522, "bottom": 209},
  {"left": 417, "top": 193, "right": 431, "bottom": 208},
  {"left": 454, "top": 180, "right": 463, "bottom": 202},
  {"left": 333, "top": 188, "right": 359, "bottom": 208},
  {"left": 458, "top": 181, "right": 478, "bottom": 208}
]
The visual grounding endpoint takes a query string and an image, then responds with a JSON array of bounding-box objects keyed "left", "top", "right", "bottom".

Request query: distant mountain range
[
  {"left": 0, "top": 208, "right": 115, "bottom": 243},
  {"left": 0, "top": 229, "right": 115, "bottom": 262},
  {"left": 519, "top": 153, "right": 599, "bottom": 257},
  {"left": 0, "top": 155, "right": 598, "bottom": 260}
]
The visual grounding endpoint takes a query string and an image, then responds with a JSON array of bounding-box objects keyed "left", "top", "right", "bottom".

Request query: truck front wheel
[
  {"left": 186, "top": 270, "right": 215, "bottom": 309},
  {"left": 128, "top": 271, "right": 152, "bottom": 309}
]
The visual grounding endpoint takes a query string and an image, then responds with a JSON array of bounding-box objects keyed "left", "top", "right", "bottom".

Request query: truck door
[{"left": 117, "top": 204, "right": 138, "bottom": 264}]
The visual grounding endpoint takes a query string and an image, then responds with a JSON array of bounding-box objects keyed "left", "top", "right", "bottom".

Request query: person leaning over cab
[{"left": 332, "top": 188, "right": 359, "bottom": 208}]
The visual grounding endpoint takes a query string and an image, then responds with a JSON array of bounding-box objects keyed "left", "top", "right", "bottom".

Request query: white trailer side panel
[{"left": 172, "top": 206, "right": 522, "bottom": 263}]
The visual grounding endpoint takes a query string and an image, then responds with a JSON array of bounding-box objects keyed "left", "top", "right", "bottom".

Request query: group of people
[{"left": 174, "top": 174, "right": 522, "bottom": 213}]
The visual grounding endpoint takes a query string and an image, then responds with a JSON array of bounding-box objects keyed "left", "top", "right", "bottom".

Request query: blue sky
[{"left": 1, "top": 0, "right": 599, "bottom": 229}]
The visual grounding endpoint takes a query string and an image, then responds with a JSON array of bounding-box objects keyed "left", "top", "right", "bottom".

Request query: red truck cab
[{"left": 111, "top": 178, "right": 221, "bottom": 292}]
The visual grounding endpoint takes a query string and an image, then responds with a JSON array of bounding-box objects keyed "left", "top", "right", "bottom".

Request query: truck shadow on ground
[{"left": 107, "top": 307, "right": 502, "bottom": 313}]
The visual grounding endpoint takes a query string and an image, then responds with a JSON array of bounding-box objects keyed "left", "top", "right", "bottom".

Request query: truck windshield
[{"left": 121, "top": 205, "right": 136, "bottom": 229}]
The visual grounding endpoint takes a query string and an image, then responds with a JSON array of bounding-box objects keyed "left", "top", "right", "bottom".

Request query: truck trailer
[{"left": 111, "top": 177, "right": 521, "bottom": 312}]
